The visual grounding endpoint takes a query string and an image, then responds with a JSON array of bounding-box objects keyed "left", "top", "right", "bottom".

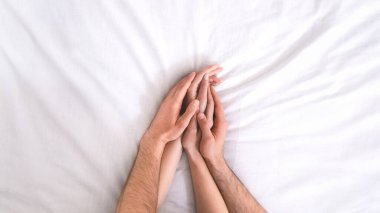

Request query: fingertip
[
  {"left": 210, "top": 81, "right": 218, "bottom": 86},
  {"left": 210, "top": 78, "right": 222, "bottom": 85}
]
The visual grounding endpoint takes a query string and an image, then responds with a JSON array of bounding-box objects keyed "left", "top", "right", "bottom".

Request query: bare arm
[
  {"left": 116, "top": 72, "right": 198, "bottom": 213},
  {"left": 157, "top": 138, "right": 182, "bottom": 208},
  {"left": 117, "top": 136, "right": 165, "bottom": 212},
  {"left": 197, "top": 86, "right": 266, "bottom": 213},
  {"left": 183, "top": 70, "right": 228, "bottom": 213},
  {"left": 185, "top": 149, "right": 228, "bottom": 213},
  {"left": 206, "top": 158, "right": 265, "bottom": 213}
]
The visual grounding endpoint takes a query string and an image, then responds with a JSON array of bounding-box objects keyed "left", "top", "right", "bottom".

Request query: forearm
[
  {"left": 206, "top": 158, "right": 266, "bottom": 213},
  {"left": 157, "top": 139, "right": 182, "bottom": 208},
  {"left": 117, "top": 136, "right": 165, "bottom": 213},
  {"left": 186, "top": 149, "right": 228, "bottom": 213}
]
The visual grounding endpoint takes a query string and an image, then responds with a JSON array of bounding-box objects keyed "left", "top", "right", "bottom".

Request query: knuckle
[
  {"left": 161, "top": 131, "right": 170, "bottom": 142},
  {"left": 200, "top": 117, "right": 208, "bottom": 123},
  {"left": 188, "top": 91, "right": 196, "bottom": 99}
]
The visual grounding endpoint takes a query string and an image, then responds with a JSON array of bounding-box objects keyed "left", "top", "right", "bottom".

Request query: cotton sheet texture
[{"left": 1, "top": 0, "right": 380, "bottom": 212}]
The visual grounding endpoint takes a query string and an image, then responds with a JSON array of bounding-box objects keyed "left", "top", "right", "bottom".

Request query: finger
[
  {"left": 210, "top": 79, "right": 221, "bottom": 86},
  {"left": 210, "top": 86, "right": 227, "bottom": 135},
  {"left": 188, "top": 116, "right": 198, "bottom": 133},
  {"left": 174, "top": 99, "right": 199, "bottom": 135},
  {"left": 208, "top": 67, "right": 223, "bottom": 76},
  {"left": 209, "top": 76, "right": 222, "bottom": 85},
  {"left": 182, "top": 116, "right": 197, "bottom": 139},
  {"left": 200, "top": 64, "right": 219, "bottom": 74},
  {"left": 210, "top": 81, "right": 221, "bottom": 86},
  {"left": 169, "top": 72, "right": 196, "bottom": 98},
  {"left": 197, "top": 113, "right": 213, "bottom": 140},
  {"left": 187, "top": 65, "right": 220, "bottom": 101},
  {"left": 193, "top": 65, "right": 219, "bottom": 87},
  {"left": 168, "top": 72, "right": 197, "bottom": 114},
  {"left": 205, "top": 87, "right": 214, "bottom": 128},
  {"left": 197, "top": 73, "right": 209, "bottom": 113}
]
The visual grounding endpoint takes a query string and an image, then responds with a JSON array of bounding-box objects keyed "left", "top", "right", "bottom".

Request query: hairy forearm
[
  {"left": 117, "top": 137, "right": 165, "bottom": 213},
  {"left": 206, "top": 158, "right": 266, "bottom": 213},
  {"left": 186, "top": 149, "right": 228, "bottom": 213}
]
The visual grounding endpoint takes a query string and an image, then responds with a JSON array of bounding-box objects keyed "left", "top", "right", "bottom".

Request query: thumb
[
  {"left": 173, "top": 99, "right": 199, "bottom": 135},
  {"left": 197, "top": 112, "right": 213, "bottom": 140}
]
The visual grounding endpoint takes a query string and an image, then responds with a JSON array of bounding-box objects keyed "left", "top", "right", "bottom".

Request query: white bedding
[{"left": 1, "top": 0, "right": 380, "bottom": 212}]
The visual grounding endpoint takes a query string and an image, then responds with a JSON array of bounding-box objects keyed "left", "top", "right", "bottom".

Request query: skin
[
  {"left": 197, "top": 86, "right": 267, "bottom": 213},
  {"left": 117, "top": 65, "right": 266, "bottom": 213},
  {"left": 156, "top": 138, "right": 182, "bottom": 208},
  {"left": 182, "top": 74, "right": 228, "bottom": 213},
  {"left": 116, "top": 72, "right": 198, "bottom": 213},
  {"left": 157, "top": 65, "right": 223, "bottom": 209}
]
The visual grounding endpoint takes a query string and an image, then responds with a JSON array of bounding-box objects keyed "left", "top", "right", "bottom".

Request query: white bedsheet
[{"left": 1, "top": 0, "right": 380, "bottom": 212}]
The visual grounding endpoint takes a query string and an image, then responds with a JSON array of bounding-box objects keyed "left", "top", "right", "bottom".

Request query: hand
[
  {"left": 182, "top": 65, "right": 222, "bottom": 152},
  {"left": 143, "top": 72, "right": 199, "bottom": 145},
  {"left": 197, "top": 86, "right": 227, "bottom": 165},
  {"left": 186, "top": 65, "right": 222, "bottom": 104}
]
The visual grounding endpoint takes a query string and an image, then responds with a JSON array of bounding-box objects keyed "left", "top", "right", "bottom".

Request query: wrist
[
  {"left": 142, "top": 131, "right": 166, "bottom": 145},
  {"left": 185, "top": 148, "right": 202, "bottom": 161},
  {"left": 139, "top": 134, "right": 165, "bottom": 158},
  {"left": 205, "top": 156, "right": 226, "bottom": 169},
  {"left": 184, "top": 146, "right": 199, "bottom": 156}
]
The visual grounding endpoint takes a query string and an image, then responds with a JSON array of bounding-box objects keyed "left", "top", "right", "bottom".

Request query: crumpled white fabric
[{"left": 0, "top": 0, "right": 379, "bottom": 212}]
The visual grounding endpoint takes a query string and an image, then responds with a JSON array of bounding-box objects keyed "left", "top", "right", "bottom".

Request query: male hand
[
  {"left": 197, "top": 86, "right": 228, "bottom": 165},
  {"left": 143, "top": 72, "right": 199, "bottom": 145},
  {"left": 197, "top": 87, "right": 267, "bottom": 213}
]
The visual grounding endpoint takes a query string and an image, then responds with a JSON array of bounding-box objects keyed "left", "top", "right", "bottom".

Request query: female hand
[
  {"left": 197, "top": 86, "right": 227, "bottom": 165},
  {"left": 182, "top": 65, "right": 222, "bottom": 152}
]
